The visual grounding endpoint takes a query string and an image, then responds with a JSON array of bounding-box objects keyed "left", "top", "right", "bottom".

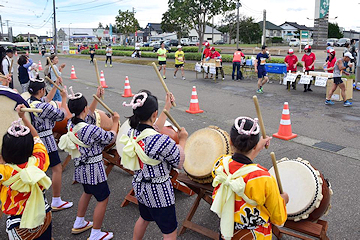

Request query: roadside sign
[{"left": 301, "top": 31, "right": 309, "bottom": 39}]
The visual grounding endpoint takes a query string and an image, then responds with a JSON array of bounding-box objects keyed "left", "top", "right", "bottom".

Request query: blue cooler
[
  {"left": 245, "top": 59, "right": 253, "bottom": 66},
  {"left": 265, "top": 63, "right": 287, "bottom": 74}
]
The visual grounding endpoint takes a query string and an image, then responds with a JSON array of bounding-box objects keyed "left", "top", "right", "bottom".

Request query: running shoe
[
  {"left": 110, "top": 64, "right": 113, "bottom": 67},
  {"left": 343, "top": 100, "right": 352, "bottom": 107},
  {"left": 182, "top": 76, "right": 186, "bottom": 80},
  {"left": 163, "top": 75, "right": 166, "bottom": 79},
  {"left": 173, "top": 74, "right": 177, "bottom": 79},
  {"left": 256, "top": 89, "right": 263, "bottom": 94},
  {"left": 325, "top": 100, "right": 334, "bottom": 105},
  {"left": 105, "top": 64, "right": 107, "bottom": 68}
]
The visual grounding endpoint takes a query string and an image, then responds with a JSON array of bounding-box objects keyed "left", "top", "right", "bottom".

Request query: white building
[
  {"left": 280, "top": 22, "right": 313, "bottom": 42},
  {"left": 188, "top": 25, "right": 222, "bottom": 44}
]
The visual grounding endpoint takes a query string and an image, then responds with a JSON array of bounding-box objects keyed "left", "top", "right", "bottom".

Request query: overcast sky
[{"left": 1, "top": 0, "right": 359, "bottom": 36}]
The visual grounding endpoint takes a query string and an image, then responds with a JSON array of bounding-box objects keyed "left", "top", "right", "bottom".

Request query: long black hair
[
  {"left": 68, "top": 94, "right": 88, "bottom": 125},
  {"left": 128, "top": 90, "right": 158, "bottom": 129},
  {"left": 2, "top": 129, "right": 34, "bottom": 165},
  {"left": 230, "top": 118, "right": 260, "bottom": 154}
]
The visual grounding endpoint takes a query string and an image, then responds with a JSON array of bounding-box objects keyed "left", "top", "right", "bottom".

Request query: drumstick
[
  {"left": 151, "top": 62, "right": 176, "bottom": 107},
  {"left": 45, "top": 76, "right": 62, "bottom": 91},
  {"left": 46, "top": 57, "right": 63, "bottom": 86},
  {"left": 252, "top": 95, "right": 268, "bottom": 149},
  {"left": 10, "top": 59, "right": 14, "bottom": 73},
  {"left": 93, "top": 58, "right": 104, "bottom": 100},
  {"left": 270, "top": 152, "right": 283, "bottom": 194},
  {"left": 20, "top": 108, "right": 43, "bottom": 113},
  {"left": 163, "top": 110, "right": 181, "bottom": 130},
  {"left": 93, "top": 94, "right": 114, "bottom": 115}
]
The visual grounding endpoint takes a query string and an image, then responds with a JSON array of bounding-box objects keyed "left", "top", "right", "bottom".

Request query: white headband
[
  {"left": 7, "top": 118, "right": 30, "bottom": 137},
  {"left": 68, "top": 86, "right": 83, "bottom": 100},
  {"left": 234, "top": 117, "right": 260, "bottom": 136},
  {"left": 123, "top": 92, "right": 148, "bottom": 110}
]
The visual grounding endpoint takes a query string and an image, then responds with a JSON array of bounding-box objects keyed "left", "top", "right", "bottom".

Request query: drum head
[
  {"left": 20, "top": 92, "right": 31, "bottom": 101},
  {"left": 184, "top": 127, "right": 230, "bottom": 180},
  {"left": 0, "top": 89, "right": 31, "bottom": 147},
  {"left": 116, "top": 119, "right": 131, "bottom": 158},
  {"left": 269, "top": 159, "right": 320, "bottom": 219}
]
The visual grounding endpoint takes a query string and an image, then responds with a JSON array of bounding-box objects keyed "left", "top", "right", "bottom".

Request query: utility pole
[
  {"left": 5, "top": 20, "right": 9, "bottom": 40},
  {"left": 262, "top": 10, "right": 266, "bottom": 46},
  {"left": 212, "top": 17, "right": 214, "bottom": 44},
  {"left": 53, "top": 0, "right": 57, "bottom": 53},
  {"left": 236, "top": 0, "right": 240, "bottom": 49},
  {"left": 0, "top": 15, "right": 3, "bottom": 41},
  {"left": 133, "top": 7, "right": 136, "bottom": 45}
]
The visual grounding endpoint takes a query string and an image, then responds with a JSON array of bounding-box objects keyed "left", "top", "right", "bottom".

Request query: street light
[
  {"left": 68, "top": 23, "right": 72, "bottom": 42},
  {"left": 27, "top": 25, "right": 32, "bottom": 54},
  {"left": 236, "top": 0, "right": 242, "bottom": 49}
]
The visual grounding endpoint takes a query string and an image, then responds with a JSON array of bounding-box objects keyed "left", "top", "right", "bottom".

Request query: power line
[
  {"left": 59, "top": 0, "right": 99, "bottom": 8},
  {"left": 57, "top": 0, "right": 122, "bottom": 12}
]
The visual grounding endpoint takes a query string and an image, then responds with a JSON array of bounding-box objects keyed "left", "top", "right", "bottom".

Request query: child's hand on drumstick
[
  {"left": 60, "top": 88, "right": 67, "bottom": 99},
  {"left": 280, "top": 192, "right": 289, "bottom": 204},
  {"left": 96, "top": 86, "right": 104, "bottom": 98},
  {"left": 164, "top": 92, "right": 175, "bottom": 111},
  {"left": 254, "top": 135, "right": 272, "bottom": 152},
  {"left": 56, "top": 76, "right": 63, "bottom": 86},
  {"left": 112, "top": 112, "right": 120, "bottom": 123},
  {"left": 15, "top": 104, "right": 26, "bottom": 119}
]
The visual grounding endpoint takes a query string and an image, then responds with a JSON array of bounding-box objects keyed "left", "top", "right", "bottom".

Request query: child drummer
[
  {"left": 120, "top": 90, "right": 188, "bottom": 240},
  {"left": 59, "top": 86, "right": 119, "bottom": 239},
  {"left": 27, "top": 77, "right": 73, "bottom": 211},
  {"left": 211, "top": 116, "right": 289, "bottom": 240},
  {"left": 1, "top": 104, "right": 53, "bottom": 239}
]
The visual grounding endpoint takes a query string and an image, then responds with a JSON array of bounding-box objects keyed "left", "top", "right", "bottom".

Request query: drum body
[
  {"left": 0, "top": 87, "right": 32, "bottom": 147},
  {"left": 183, "top": 126, "right": 231, "bottom": 183},
  {"left": 269, "top": 158, "right": 332, "bottom": 222}
]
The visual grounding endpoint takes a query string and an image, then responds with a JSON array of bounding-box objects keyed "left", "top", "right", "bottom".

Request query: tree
[
  {"left": 115, "top": 10, "right": 140, "bottom": 41},
  {"left": 161, "top": 6, "right": 190, "bottom": 41},
  {"left": 98, "top": 22, "right": 104, "bottom": 28},
  {"left": 218, "top": 12, "right": 237, "bottom": 44},
  {"left": 328, "top": 22, "right": 343, "bottom": 39},
  {"left": 238, "top": 16, "right": 261, "bottom": 44},
  {"left": 165, "top": 0, "right": 236, "bottom": 52}
]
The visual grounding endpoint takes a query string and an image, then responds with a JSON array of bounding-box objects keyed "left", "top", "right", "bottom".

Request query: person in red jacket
[
  {"left": 232, "top": 48, "right": 245, "bottom": 81},
  {"left": 207, "top": 47, "right": 224, "bottom": 80},
  {"left": 324, "top": 49, "right": 336, "bottom": 73},
  {"left": 284, "top": 48, "right": 298, "bottom": 90},
  {"left": 202, "top": 42, "right": 212, "bottom": 78},
  {"left": 301, "top": 45, "right": 316, "bottom": 92}
]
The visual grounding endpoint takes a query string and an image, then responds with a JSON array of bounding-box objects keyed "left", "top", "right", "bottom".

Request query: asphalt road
[{"left": 1, "top": 54, "right": 360, "bottom": 240}]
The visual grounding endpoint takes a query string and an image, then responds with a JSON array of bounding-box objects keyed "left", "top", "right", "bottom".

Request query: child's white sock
[{"left": 73, "top": 216, "right": 85, "bottom": 228}]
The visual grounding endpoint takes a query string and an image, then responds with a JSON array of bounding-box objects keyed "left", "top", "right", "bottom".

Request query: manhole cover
[{"left": 312, "top": 141, "right": 345, "bottom": 152}]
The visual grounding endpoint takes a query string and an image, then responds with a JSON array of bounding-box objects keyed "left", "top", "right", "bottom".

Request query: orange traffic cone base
[
  {"left": 122, "top": 93, "right": 134, "bottom": 97},
  {"left": 186, "top": 109, "right": 204, "bottom": 114},
  {"left": 273, "top": 132, "right": 297, "bottom": 141}
]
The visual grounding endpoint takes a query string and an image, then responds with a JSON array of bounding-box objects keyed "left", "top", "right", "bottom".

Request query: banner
[{"left": 315, "top": 0, "right": 330, "bottom": 19}]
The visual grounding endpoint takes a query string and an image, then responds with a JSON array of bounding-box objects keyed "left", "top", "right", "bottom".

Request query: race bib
[{"left": 260, "top": 58, "right": 266, "bottom": 65}]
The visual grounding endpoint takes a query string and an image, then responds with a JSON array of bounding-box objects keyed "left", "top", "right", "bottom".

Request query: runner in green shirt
[
  {"left": 157, "top": 42, "right": 167, "bottom": 79},
  {"left": 174, "top": 45, "right": 185, "bottom": 80}
]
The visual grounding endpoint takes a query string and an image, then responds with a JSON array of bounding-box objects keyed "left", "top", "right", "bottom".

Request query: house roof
[
  {"left": 146, "top": 23, "right": 162, "bottom": 33},
  {"left": 204, "top": 25, "right": 221, "bottom": 34},
  {"left": 17, "top": 34, "right": 38, "bottom": 38},
  {"left": 258, "top": 21, "right": 282, "bottom": 31},
  {"left": 280, "top": 22, "right": 311, "bottom": 31}
]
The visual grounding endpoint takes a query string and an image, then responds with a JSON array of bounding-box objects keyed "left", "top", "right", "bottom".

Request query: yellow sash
[
  {"left": 211, "top": 156, "right": 263, "bottom": 240},
  {"left": 58, "top": 122, "right": 90, "bottom": 158},
  {"left": 3, "top": 157, "right": 52, "bottom": 229},
  {"left": 119, "top": 128, "right": 161, "bottom": 171}
]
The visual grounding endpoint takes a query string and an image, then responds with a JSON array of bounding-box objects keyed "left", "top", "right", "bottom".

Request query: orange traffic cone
[
  {"left": 70, "top": 65, "right": 77, "bottom": 79},
  {"left": 273, "top": 102, "right": 297, "bottom": 140},
  {"left": 122, "top": 76, "right": 134, "bottom": 97},
  {"left": 38, "top": 60, "right": 43, "bottom": 71},
  {"left": 99, "top": 70, "right": 108, "bottom": 88},
  {"left": 186, "top": 86, "right": 204, "bottom": 114},
  {"left": 39, "top": 50, "right": 41, "bottom": 55}
]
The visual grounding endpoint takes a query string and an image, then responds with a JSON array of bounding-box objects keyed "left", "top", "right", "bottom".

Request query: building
[
  {"left": 16, "top": 34, "right": 39, "bottom": 44},
  {"left": 258, "top": 21, "right": 282, "bottom": 38},
  {"left": 188, "top": 25, "right": 222, "bottom": 44},
  {"left": 280, "top": 22, "right": 313, "bottom": 41},
  {"left": 58, "top": 28, "right": 112, "bottom": 43},
  {"left": 343, "top": 30, "right": 360, "bottom": 40}
]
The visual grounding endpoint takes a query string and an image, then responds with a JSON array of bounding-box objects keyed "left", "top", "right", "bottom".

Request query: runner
[
  {"left": 157, "top": 42, "right": 167, "bottom": 79},
  {"left": 325, "top": 52, "right": 353, "bottom": 107},
  {"left": 174, "top": 45, "right": 185, "bottom": 80},
  {"left": 254, "top": 46, "right": 271, "bottom": 93},
  {"left": 105, "top": 44, "right": 113, "bottom": 68}
]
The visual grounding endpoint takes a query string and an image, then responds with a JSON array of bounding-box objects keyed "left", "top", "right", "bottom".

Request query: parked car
[
  {"left": 152, "top": 44, "right": 172, "bottom": 53},
  {"left": 149, "top": 41, "right": 160, "bottom": 47},
  {"left": 327, "top": 38, "right": 338, "bottom": 47},
  {"left": 289, "top": 38, "right": 300, "bottom": 47},
  {"left": 169, "top": 39, "right": 179, "bottom": 46},
  {"left": 143, "top": 42, "right": 150, "bottom": 47},
  {"left": 301, "top": 39, "right": 313, "bottom": 46},
  {"left": 189, "top": 41, "right": 200, "bottom": 46},
  {"left": 180, "top": 38, "right": 190, "bottom": 46},
  {"left": 214, "top": 40, "right": 225, "bottom": 45},
  {"left": 335, "top": 38, "right": 350, "bottom": 47}
]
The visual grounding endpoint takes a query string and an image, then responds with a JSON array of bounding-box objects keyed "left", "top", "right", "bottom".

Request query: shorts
[
  {"left": 138, "top": 203, "right": 177, "bottom": 234},
  {"left": 82, "top": 181, "right": 110, "bottom": 202},
  {"left": 158, "top": 61, "right": 167, "bottom": 66},
  {"left": 333, "top": 77, "right": 343, "bottom": 85},
  {"left": 48, "top": 151, "right": 61, "bottom": 167},
  {"left": 175, "top": 64, "right": 184, "bottom": 68},
  {"left": 257, "top": 68, "right": 267, "bottom": 78}
]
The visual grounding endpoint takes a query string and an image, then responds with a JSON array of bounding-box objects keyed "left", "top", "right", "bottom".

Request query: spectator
[
  {"left": 202, "top": 42, "right": 211, "bottom": 79},
  {"left": 325, "top": 43, "right": 333, "bottom": 62},
  {"left": 45, "top": 55, "right": 65, "bottom": 101},
  {"left": 95, "top": 43, "right": 98, "bottom": 50},
  {"left": 41, "top": 45, "right": 46, "bottom": 57},
  {"left": 17, "top": 55, "right": 33, "bottom": 93},
  {"left": 1, "top": 49, "right": 14, "bottom": 88},
  {"left": 89, "top": 45, "right": 95, "bottom": 64},
  {"left": 301, "top": 45, "right": 316, "bottom": 92},
  {"left": 232, "top": 48, "right": 244, "bottom": 81},
  {"left": 208, "top": 47, "right": 224, "bottom": 80},
  {"left": 50, "top": 45, "right": 55, "bottom": 55},
  {"left": 105, "top": 44, "right": 113, "bottom": 67},
  {"left": 284, "top": 48, "right": 298, "bottom": 90},
  {"left": 324, "top": 49, "right": 336, "bottom": 73}
]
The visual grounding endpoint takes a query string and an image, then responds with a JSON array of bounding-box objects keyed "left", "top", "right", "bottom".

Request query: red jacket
[
  {"left": 301, "top": 53, "right": 316, "bottom": 70},
  {"left": 233, "top": 51, "right": 244, "bottom": 62},
  {"left": 210, "top": 51, "right": 222, "bottom": 62},
  {"left": 284, "top": 55, "right": 298, "bottom": 72},
  {"left": 203, "top": 48, "right": 211, "bottom": 58}
]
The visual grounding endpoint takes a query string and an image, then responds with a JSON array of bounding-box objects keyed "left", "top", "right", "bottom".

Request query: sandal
[
  {"left": 88, "top": 231, "right": 114, "bottom": 240},
  {"left": 72, "top": 221, "right": 93, "bottom": 234},
  {"left": 52, "top": 201, "right": 73, "bottom": 212}
]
